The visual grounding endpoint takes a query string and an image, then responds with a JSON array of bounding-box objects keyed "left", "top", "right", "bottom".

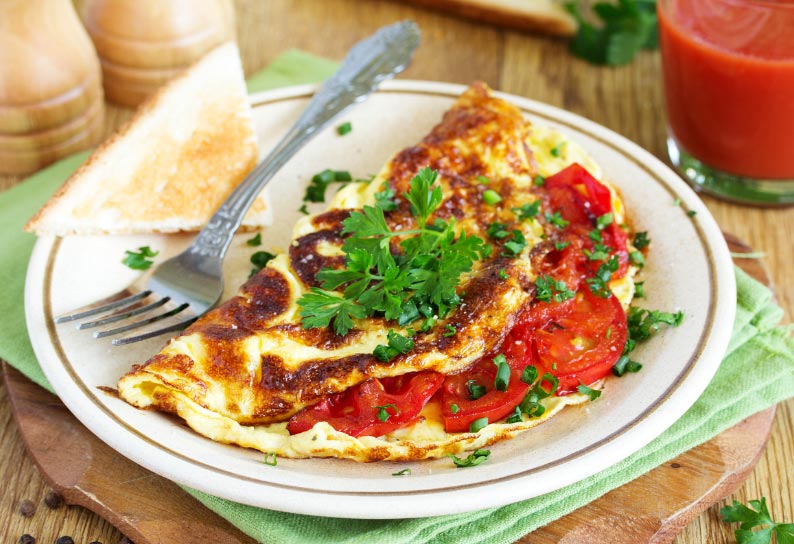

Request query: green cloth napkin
[{"left": 2, "top": 51, "right": 793, "bottom": 544}]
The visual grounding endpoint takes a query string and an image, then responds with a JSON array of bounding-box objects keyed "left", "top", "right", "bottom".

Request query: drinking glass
[{"left": 658, "top": 0, "right": 794, "bottom": 205}]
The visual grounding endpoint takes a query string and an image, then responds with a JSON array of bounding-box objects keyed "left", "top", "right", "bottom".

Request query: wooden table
[{"left": 2, "top": 1, "right": 792, "bottom": 542}]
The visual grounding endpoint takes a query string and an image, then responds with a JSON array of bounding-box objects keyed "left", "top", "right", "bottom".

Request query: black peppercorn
[
  {"left": 119, "top": 537, "right": 134, "bottom": 544},
  {"left": 43, "top": 490, "right": 63, "bottom": 509},
  {"left": 55, "top": 537, "right": 74, "bottom": 544},
  {"left": 19, "top": 499, "right": 36, "bottom": 517},
  {"left": 18, "top": 535, "right": 36, "bottom": 544}
]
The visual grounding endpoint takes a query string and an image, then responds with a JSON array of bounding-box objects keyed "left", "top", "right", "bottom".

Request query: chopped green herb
[
  {"left": 477, "top": 175, "right": 491, "bottom": 184},
  {"left": 487, "top": 222, "right": 511, "bottom": 240},
  {"left": 303, "top": 169, "right": 354, "bottom": 204},
  {"left": 545, "top": 211, "right": 570, "bottom": 229},
  {"left": 627, "top": 307, "right": 684, "bottom": 343},
  {"left": 450, "top": 403, "right": 460, "bottom": 414},
  {"left": 263, "top": 452, "right": 278, "bottom": 466},
  {"left": 587, "top": 255, "right": 619, "bottom": 298},
  {"left": 469, "top": 417, "right": 489, "bottom": 433},
  {"left": 612, "top": 354, "right": 643, "bottom": 376},
  {"left": 443, "top": 324, "right": 457, "bottom": 337},
  {"left": 483, "top": 189, "right": 502, "bottom": 205},
  {"left": 298, "top": 204, "right": 310, "bottom": 215},
  {"left": 374, "top": 182, "right": 398, "bottom": 211},
  {"left": 629, "top": 250, "right": 645, "bottom": 268},
  {"left": 596, "top": 212, "right": 613, "bottom": 230},
  {"left": 251, "top": 251, "right": 276, "bottom": 274},
  {"left": 577, "top": 384, "right": 602, "bottom": 401},
  {"left": 246, "top": 233, "right": 262, "bottom": 246},
  {"left": 336, "top": 121, "right": 352, "bottom": 136},
  {"left": 498, "top": 268, "right": 509, "bottom": 280},
  {"left": 512, "top": 201, "right": 541, "bottom": 221},
  {"left": 533, "top": 174, "right": 546, "bottom": 186},
  {"left": 392, "top": 468, "right": 411, "bottom": 476},
  {"left": 589, "top": 228, "right": 603, "bottom": 243},
  {"left": 518, "top": 373, "right": 559, "bottom": 417},
  {"left": 503, "top": 230, "right": 528, "bottom": 256},
  {"left": 566, "top": 0, "right": 659, "bottom": 66},
  {"left": 493, "top": 353, "right": 510, "bottom": 391},
  {"left": 535, "top": 275, "right": 575, "bottom": 303},
  {"left": 606, "top": 327, "right": 612, "bottom": 339},
  {"left": 122, "top": 246, "right": 158, "bottom": 270},
  {"left": 674, "top": 197, "right": 681, "bottom": 207},
  {"left": 521, "top": 365, "right": 538, "bottom": 385},
  {"left": 584, "top": 243, "right": 611, "bottom": 262},
  {"left": 634, "top": 281, "right": 645, "bottom": 298},
  {"left": 633, "top": 231, "right": 650, "bottom": 250},
  {"left": 448, "top": 449, "right": 490, "bottom": 467},
  {"left": 505, "top": 405, "right": 523, "bottom": 424},
  {"left": 373, "top": 330, "right": 415, "bottom": 362},
  {"left": 721, "top": 497, "right": 794, "bottom": 544},
  {"left": 467, "top": 379, "right": 486, "bottom": 400},
  {"left": 298, "top": 168, "right": 490, "bottom": 335},
  {"left": 555, "top": 240, "right": 572, "bottom": 250},
  {"left": 687, "top": 210, "right": 697, "bottom": 217},
  {"left": 375, "top": 403, "right": 399, "bottom": 422},
  {"left": 550, "top": 141, "right": 567, "bottom": 157}
]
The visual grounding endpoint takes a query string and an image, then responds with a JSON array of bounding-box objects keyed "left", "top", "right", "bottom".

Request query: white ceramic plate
[{"left": 25, "top": 81, "right": 736, "bottom": 519}]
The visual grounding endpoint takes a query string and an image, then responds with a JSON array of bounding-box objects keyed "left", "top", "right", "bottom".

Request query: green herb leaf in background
[
  {"left": 566, "top": 0, "right": 658, "bottom": 66},
  {"left": 721, "top": 497, "right": 794, "bottom": 544}
]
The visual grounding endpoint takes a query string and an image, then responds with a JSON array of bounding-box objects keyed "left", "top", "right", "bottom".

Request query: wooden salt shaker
[
  {"left": 80, "top": 0, "right": 236, "bottom": 107},
  {"left": 0, "top": 0, "right": 105, "bottom": 176}
]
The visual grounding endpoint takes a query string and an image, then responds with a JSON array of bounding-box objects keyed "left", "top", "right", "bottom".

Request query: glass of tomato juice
[{"left": 658, "top": 0, "right": 794, "bottom": 205}]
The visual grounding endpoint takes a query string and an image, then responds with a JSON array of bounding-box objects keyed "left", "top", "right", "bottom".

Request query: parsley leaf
[
  {"left": 721, "top": 497, "right": 794, "bottom": 544},
  {"left": 545, "top": 211, "right": 570, "bottom": 229},
  {"left": 512, "top": 201, "right": 541, "bottom": 221},
  {"left": 587, "top": 255, "right": 619, "bottom": 298},
  {"left": 122, "top": 246, "right": 158, "bottom": 270},
  {"left": 448, "top": 449, "right": 491, "bottom": 467},
  {"left": 374, "top": 182, "right": 398, "bottom": 211},
  {"left": 374, "top": 403, "right": 399, "bottom": 422},
  {"left": 246, "top": 233, "right": 262, "bottom": 246},
  {"left": 392, "top": 468, "right": 411, "bottom": 476},
  {"left": 535, "top": 275, "right": 575, "bottom": 303},
  {"left": 627, "top": 307, "right": 684, "bottom": 343},
  {"left": 518, "top": 372, "right": 559, "bottom": 418},
  {"left": 373, "top": 330, "right": 415, "bottom": 362},
  {"left": 566, "top": 0, "right": 659, "bottom": 66},
  {"left": 298, "top": 168, "right": 490, "bottom": 335}
]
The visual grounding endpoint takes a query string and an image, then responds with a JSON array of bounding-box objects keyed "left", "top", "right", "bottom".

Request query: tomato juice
[{"left": 659, "top": 0, "right": 794, "bottom": 180}]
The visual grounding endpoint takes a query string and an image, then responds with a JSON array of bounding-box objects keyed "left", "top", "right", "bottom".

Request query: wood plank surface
[{"left": 1, "top": 1, "right": 793, "bottom": 543}]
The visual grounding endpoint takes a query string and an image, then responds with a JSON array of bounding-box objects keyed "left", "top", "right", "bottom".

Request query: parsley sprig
[
  {"left": 721, "top": 497, "right": 794, "bottom": 544},
  {"left": 566, "top": 0, "right": 658, "bottom": 66},
  {"left": 298, "top": 168, "right": 491, "bottom": 335},
  {"left": 122, "top": 246, "right": 158, "bottom": 270}
]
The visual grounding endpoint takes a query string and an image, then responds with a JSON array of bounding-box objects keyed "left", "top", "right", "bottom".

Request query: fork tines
[{"left": 56, "top": 290, "right": 195, "bottom": 345}]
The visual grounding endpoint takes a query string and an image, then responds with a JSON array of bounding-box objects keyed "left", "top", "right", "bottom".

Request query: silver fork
[{"left": 55, "top": 20, "right": 420, "bottom": 345}]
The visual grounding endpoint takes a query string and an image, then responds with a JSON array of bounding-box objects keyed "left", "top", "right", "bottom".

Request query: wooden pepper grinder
[
  {"left": 80, "top": 0, "right": 236, "bottom": 107},
  {"left": 0, "top": 0, "right": 105, "bottom": 176}
]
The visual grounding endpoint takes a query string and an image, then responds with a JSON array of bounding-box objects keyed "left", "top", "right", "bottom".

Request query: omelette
[{"left": 118, "top": 83, "right": 640, "bottom": 462}]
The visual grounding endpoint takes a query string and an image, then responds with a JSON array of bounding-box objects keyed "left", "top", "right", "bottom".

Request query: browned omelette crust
[{"left": 120, "top": 83, "right": 542, "bottom": 425}]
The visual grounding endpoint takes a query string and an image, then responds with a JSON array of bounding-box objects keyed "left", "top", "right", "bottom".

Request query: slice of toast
[{"left": 25, "top": 42, "right": 270, "bottom": 236}]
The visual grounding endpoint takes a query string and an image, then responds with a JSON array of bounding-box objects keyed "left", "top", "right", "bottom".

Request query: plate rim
[{"left": 25, "top": 79, "right": 737, "bottom": 519}]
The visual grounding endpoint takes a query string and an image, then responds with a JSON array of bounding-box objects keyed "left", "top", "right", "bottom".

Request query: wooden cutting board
[{"left": 3, "top": 234, "right": 776, "bottom": 544}]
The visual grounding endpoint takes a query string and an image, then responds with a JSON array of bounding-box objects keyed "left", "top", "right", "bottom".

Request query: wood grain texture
[{"left": 1, "top": 0, "right": 792, "bottom": 542}]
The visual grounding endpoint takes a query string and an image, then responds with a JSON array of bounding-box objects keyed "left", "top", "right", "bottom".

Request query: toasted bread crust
[{"left": 25, "top": 42, "right": 267, "bottom": 236}]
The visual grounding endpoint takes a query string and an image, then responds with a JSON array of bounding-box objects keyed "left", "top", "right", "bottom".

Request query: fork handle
[{"left": 187, "top": 21, "right": 420, "bottom": 260}]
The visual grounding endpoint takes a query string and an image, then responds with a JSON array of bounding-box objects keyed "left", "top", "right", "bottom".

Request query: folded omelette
[{"left": 118, "top": 83, "right": 638, "bottom": 462}]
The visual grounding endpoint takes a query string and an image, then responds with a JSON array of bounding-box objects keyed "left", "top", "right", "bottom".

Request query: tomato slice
[
  {"left": 510, "top": 289, "right": 628, "bottom": 394},
  {"left": 542, "top": 163, "right": 629, "bottom": 278},
  {"left": 286, "top": 371, "right": 444, "bottom": 437},
  {"left": 440, "top": 352, "right": 530, "bottom": 433}
]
